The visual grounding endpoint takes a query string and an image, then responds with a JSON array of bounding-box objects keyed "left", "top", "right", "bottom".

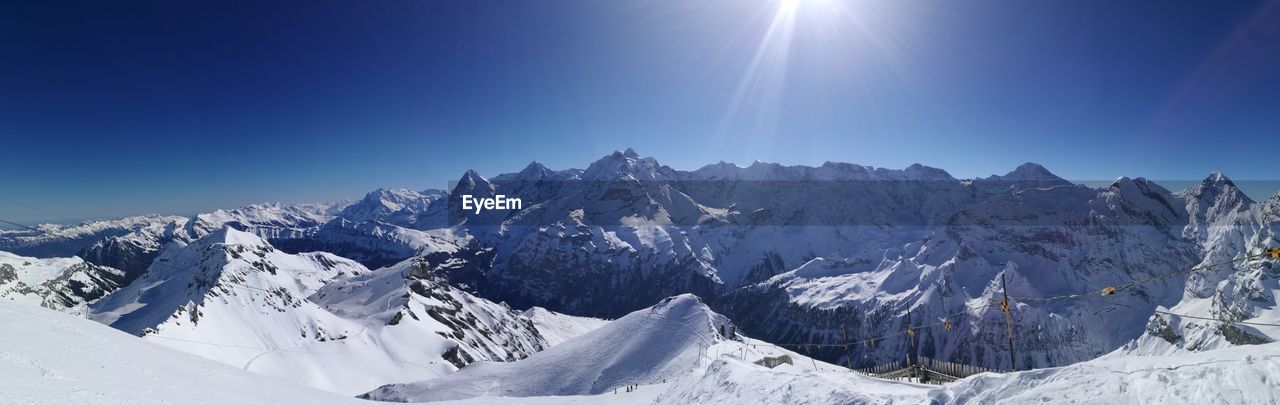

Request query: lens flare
[{"left": 711, "top": 0, "right": 914, "bottom": 155}]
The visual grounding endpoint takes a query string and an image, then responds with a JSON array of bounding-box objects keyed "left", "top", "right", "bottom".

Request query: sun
[
  {"left": 780, "top": 0, "right": 801, "bottom": 12},
  {"left": 780, "top": 0, "right": 834, "bottom": 13}
]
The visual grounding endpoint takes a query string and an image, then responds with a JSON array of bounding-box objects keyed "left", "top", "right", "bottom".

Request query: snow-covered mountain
[
  {"left": 361, "top": 294, "right": 733, "bottom": 401},
  {"left": 0, "top": 299, "right": 364, "bottom": 405},
  {"left": 1, "top": 200, "right": 444, "bottom": 289},
  {"left": 186, "top": 201, "right": 343, "bottom": 239},
  {"left": 337, "top": 187, "right": 447, "bottom": 229},
  {"left": 361, "top": 294, "right": 885, "bottom": 403},
  {"left": 85, "top": 227, "right": 556, "bottom": 395},
  {"left": 1127, "top": 173, "right": 1280, "bottom": 354},
  {"left": 0, "top": 214, "right": 186, "bottom": 258},
  {"left": 0, "top": 250, "right": 125, "bottom": 313},
  {"left": 404, "top": 150, "right": 1280, "bottom": 372},
  {"left": 6, "top": 149, "right": 1278, "bottom": 375}
]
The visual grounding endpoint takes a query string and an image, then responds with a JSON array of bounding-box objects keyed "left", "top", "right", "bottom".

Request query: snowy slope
[
  {"left": 310, "top": 256, "right": 551, "bottom": 368},
  {"left": 361, "top": 294, "right": 737, "bottom": 401},
  {"left": 934, "top": 342, "right": 1280, "bottom": 404},
  {"left": 87, "top": 227, "right": 547, "bottom": 395},
  {"left": 428, "top": 360, "right": 936, "bottom": 405},
  {"left": 521, "top": 307, "right": 609, "bottom": 347},
  {"left": 0, "top": 250, "right": 125, "bottom": 312},
  {"left": 657, "top": 358, "right": 931, "bottom": 405},
  {"left": 363, "top": 293, "right": 934, "bottom": 404},
  {"left": 429, "top": 384, "right": 671, "bottom": 405},
  {"left": 0, "top": 300, "right": 363, "bottom": 405}
]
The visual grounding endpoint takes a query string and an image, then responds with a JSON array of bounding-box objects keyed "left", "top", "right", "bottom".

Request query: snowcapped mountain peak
[
  {"left": 1207, "top": 170, "right": 1229, "bottom": 182},
  {"left": 520, "top": 160, "right": 549, "bottom": 175},
  {"left": 1107, "top": 176, "right": 1168, "bottom": 194},
  {"left": 178, "top": 227, "right": 275, "bottom": 260},
  {"left": 1099, "top": 176, "right": 1183, "bottom": 220},
  {"left": 458, "top": 169, "right": 487, "bottom": 185},
  {"left": 1199, "top": 171, "right": 1239, "bottom": 192},
  {"left": 371, "top": 187, "right": 418, "bottom": 203},
  {"left": 688, "top": 161, "right": 746, "bottom": 180},
  {"left": 337, "top": 187, "right": 444, "bottom": 229},
  {"left": 492, "top": 161, "right": 582, "bottom": 183},
  {"left": 902, "top": 163, "right": 956, "bottom": 181},
  {"left": 204, "top": 226, "right": 268, "bottom": 248},
  {"left": 582, "top": 148, "right": 670, "bottom": 180},
  {"left": 993, "top": 162, "right": 1066, "bottom": 182},
  {"left": 1175, "top": 171, "right": 1256, "bottom": 244},
  {"left": 686, "top": 160, "right": 956, "bottom": 181},
  {"left": 451, "top": 170, "right": 496, "bottom": 200},
  {"left": 1180, "top": 171, "right": 1253, "bottom": 205},
  {"left": 651, "top": 293, "right": 708, "bottom": 314},
  {"left": 975, "top": 162, "right": 1070, "bottom": 191},
  {"left": 367, "top": 188, "right": 417, "bottom": 212},
  {"left": 88, "top": 225, "right": 369, "bottom": 335}
]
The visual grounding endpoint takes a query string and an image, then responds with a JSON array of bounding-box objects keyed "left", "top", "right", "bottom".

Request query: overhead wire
[
  {"left": 0, "top": 195, "right": 80, "bottom": 223},
  {"left": 0, "top": 217, "right": 56, "bottom": 234}
]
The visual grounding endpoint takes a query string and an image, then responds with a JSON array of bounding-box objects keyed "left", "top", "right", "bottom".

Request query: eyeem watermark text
[{"left": 461, "top": 194, "right": 522, "bottom": 214}]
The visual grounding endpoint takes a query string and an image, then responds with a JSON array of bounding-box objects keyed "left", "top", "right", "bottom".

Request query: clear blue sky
[{"left": 2, "top": 0, "right": 1280, "bottom": 224}]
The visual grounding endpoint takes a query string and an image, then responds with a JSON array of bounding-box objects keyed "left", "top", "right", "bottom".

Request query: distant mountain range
[{"left": 3, "top": 149, "right": 1277, "bottom": 378}]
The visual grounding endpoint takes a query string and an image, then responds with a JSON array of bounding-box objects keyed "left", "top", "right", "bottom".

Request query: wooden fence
[{"left": 853, "top": 356, "right": 1001, "bottom": 385}]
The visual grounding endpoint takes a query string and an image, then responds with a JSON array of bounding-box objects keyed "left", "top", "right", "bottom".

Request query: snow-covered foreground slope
[
  {"left": 428, "top": 384, "right": 671, "bottom": 405},
  {"left": 0, "top": 300, "right": 363, "bottom": 405},
  {"left": 430, "top": 361, "right": 932, "bottom": 405},
  {"left": 362, "top": 294, "right": 929, "bottom": 403},
  {"left": 657, "top": 358, "right": 931, "bottom": 405},
  {"left": 361, "top": 294, "right": 735, "bottom": 401},
  {"left": 934, "top": 342, "right": 1280, "bottom": 404}
]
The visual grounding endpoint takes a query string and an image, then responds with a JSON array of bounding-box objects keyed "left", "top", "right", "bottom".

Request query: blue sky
[{"left": 2, "top": 0, "right": 1280, "bottom": 224}]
